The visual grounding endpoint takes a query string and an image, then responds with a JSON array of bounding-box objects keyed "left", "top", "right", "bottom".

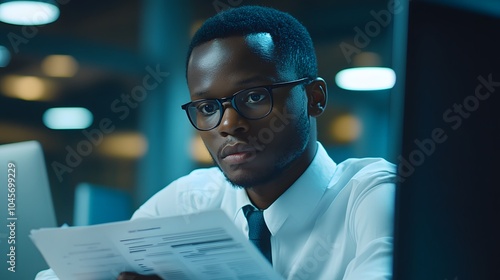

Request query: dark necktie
[{"left": 244, "top": 205, "right": 272, "bottom": 264}]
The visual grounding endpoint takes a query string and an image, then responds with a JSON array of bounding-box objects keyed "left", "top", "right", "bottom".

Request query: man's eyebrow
[
  {"left": 193, "top": 90, "right": 209, "bottom": 98},
  {"left": 236, "top": 76, "right": 274, "bottom": 86},
  {"left": 192, "top": 76, "right": 274, "bottom": 98}
]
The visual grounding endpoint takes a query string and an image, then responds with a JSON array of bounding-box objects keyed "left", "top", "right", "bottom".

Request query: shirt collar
[
  {"left": 234, "top": 185, "right": 253, "bottom": 219},
  {"left": 264, "top": 142, "right": 336, "bottom": 235}
]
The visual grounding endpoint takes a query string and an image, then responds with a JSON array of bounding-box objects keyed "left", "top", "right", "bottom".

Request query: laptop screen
[{"left": 0, "top": 141, "right": 58, "bottom": 279}]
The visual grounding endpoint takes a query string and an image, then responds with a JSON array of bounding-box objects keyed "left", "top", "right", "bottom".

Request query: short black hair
[{"left": 186, "top": 5, "right": 317, "bottom": 80}]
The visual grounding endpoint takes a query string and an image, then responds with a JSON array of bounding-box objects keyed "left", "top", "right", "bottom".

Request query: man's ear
[{"left": 306, "top": 77, "right": 327, "bottom": 117}]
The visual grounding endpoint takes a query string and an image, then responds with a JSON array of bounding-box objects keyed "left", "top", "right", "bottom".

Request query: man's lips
[{"left": 220, "top": 143, "right": 258, "bottom": 164}]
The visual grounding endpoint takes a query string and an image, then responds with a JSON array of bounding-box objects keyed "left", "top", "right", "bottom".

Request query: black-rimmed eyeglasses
[{"left": 181, "top": 77, "right": 311, "bottom": 131}]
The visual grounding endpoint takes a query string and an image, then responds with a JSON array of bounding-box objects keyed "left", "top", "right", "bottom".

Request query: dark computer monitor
[{"left": 393, "top": 1, "right": 500, "bottom": 279}]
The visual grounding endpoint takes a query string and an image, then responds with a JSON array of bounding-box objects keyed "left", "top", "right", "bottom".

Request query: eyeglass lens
[{"left": 188, "top": 87, "right": 272, "bottom": 130}]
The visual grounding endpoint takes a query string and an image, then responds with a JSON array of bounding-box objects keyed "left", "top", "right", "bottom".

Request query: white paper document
[{"left": 30, "top": 210, "right": 282, "bottom": 280}]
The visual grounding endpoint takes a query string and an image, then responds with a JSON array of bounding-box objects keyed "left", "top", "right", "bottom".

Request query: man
[{"left": 37, "top": 5, "right": 395, "bottom": 280}]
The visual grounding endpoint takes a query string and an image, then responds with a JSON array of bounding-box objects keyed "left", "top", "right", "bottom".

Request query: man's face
[{"left": 186, "top": 34, "right": 311, "bottom": 189}]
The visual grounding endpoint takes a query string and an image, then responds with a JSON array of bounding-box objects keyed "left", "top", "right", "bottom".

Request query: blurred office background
[
  {"left": 0, "top": 0, "right": 498, "bottom": 229},
  {"left": 1, "top": 0, "right": 499, "bottom": 278},
  {"left": 0, "top": 0, "right": 401, "bottom": 225}
]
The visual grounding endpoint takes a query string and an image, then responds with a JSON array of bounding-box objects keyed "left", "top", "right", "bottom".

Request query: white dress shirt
[{"left": 36, "top": 142, "right": 396, "bottom": 280}]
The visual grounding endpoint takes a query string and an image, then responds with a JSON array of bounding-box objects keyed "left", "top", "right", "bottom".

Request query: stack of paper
[{"left": 30, "top": 210, "right": 282, "bottom": 280}]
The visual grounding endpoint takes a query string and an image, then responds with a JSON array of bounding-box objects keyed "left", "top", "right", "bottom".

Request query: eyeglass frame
[{"left": 181, "top": 77, "right": 312, "bottom": 131}]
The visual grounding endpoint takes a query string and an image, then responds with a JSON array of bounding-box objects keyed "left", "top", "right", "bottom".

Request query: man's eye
[
  {"left": 245, "top": 91, "right": 267, "bottom": 104},
  {"left": 196, "top": 102, "right": 218, "bottom": 115}
]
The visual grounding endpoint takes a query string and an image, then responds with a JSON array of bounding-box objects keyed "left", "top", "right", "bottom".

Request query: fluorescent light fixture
[
  {"left": 0, "top": 0, "right": 59, "bottom": 25},
  {"left": 1, "top": 75, "right": 57, "bottom": 101},
  {"left": 41, "top": 55, "right": 79, "bottom": 77},
  {"left": 335, "top": 67, "right": 396, "bottom": 91},
  {"left": 0, "top": 45, "right": 10, "bottom": 67},
  {"left": 43, "top": 107, "right": 93, "bottom": 130},
  {"left": 190, "top": 134, "right": 212, "bottom": 164},
  {"left": 329, "top": 114, "right": 362, "bottom": 144},
  {"left": 98, "top": 133, "right": 148, "bottom": 159}
]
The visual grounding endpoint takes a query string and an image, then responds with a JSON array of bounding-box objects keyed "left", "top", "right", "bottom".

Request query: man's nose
[{"left": 217, "top": 104, "right": 250, "bottom": 136}]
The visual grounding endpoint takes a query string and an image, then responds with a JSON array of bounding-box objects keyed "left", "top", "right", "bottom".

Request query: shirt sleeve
[
  {"left": 131, "top": 167, "right": 225, "bottom": 219},
  {"left": 343, "top": 182, "right": 396, "bottom": 280},
  {"left": 130, "top": 181, "right": 180, "bottom": 219}
]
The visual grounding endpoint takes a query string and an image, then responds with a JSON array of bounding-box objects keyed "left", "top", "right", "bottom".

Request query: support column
[{"left": 136, "top": 0, "right": 194, "bottom": 206}]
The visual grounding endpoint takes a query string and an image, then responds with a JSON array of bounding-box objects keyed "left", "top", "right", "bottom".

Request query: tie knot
[{"left": 245, "top": 207, "right": 268, "bottom": 240}]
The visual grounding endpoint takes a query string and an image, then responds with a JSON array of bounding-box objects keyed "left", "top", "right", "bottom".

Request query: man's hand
[{"left": 116, "top": 272, "right": 162, "bottom": 280}]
